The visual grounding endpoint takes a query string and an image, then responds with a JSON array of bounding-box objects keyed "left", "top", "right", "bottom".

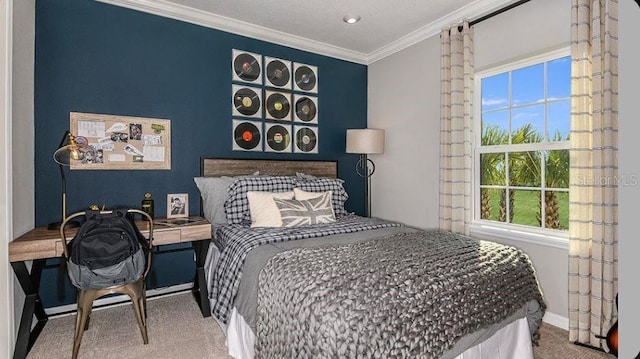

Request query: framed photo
[{"left": 167, "top": 193, "right": 188, "bottom": 218}]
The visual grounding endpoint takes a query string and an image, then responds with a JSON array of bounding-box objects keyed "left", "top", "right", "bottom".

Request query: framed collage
[{"left": 69, "top": 112, "right": 171, "bottom": 170}]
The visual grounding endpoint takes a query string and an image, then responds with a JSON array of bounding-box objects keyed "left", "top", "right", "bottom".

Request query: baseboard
[
  {"left": 45, "top": 282, "right": 194, "bottom": 317},
  {"left": 543, "top": 311, "right": 569, "bottom": 330}
]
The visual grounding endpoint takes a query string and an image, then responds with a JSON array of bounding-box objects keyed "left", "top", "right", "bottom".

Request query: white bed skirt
[{"left": 220, "top": 307, "right": 533, "bottom": 359}]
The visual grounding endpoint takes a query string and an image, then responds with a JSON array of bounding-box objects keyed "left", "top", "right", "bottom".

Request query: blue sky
[{"left": 481, "top": 56, "right": 571, "bottom": 143}]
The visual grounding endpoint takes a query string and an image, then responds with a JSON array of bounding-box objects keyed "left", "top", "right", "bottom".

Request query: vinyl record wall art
[
  {"left": 232, "top": 49, "right": 262, "bottom": 84},
  {"left": 233, "top": 119, "right": 262, "bottom": 151},
  {"left": 265, "top": 56, "right": 292, "bottom": 89},
  {"left": 293, "top": 63, "right": 318, "bottom": 93},
  {"left": 232, "top": 84, "right": 262, "bottom": 118},
  {"left": 231, "top": 49, "right": 319, "bottom": 154},
  {"left": 265, "top": 123, "right": 292, "bottom": 152},
  {"left": 265, "top": 90, "right": 292, "bottom": 121},
  {"left": 294, "top": 94, "right": 318, "bottom": 124},
  {"left": 294, "top": 125, "right": 318, "bottom": 154}
]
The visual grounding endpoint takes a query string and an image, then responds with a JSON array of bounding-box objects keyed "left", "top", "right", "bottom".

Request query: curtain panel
[
  {"left": 568, "top": 0, "right": 618, "bottom": 348},
  {"left": 439, "top": 22, "right": 474, "bottom": 235}
]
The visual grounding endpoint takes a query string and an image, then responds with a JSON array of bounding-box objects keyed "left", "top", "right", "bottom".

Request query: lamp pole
[{"left": 355, "top": 154, "right": 376, "bottom": 217}]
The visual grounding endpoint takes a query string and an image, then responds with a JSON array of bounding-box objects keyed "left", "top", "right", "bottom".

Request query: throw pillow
[
  {"left": 247, "top": 191, "right": 294, "bottom": 227},
  {"left": 273, "top": 192, "right": 336, "bottom": 227}
]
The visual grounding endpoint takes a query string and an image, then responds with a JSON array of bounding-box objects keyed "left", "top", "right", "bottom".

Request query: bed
[{"left": 196, "top": 158, "right": 545, "bottom": 359}]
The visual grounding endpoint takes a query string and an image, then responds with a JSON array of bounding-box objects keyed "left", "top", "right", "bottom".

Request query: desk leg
[
  {"left": 191, "top": 239, "right": 211, "bottom": 317},
  {"left": 11, "top": 259, "right": 49, "bottom": 359}
]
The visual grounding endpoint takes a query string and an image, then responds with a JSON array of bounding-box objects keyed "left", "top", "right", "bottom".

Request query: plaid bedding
[{"left": 209, "top": 215, "right": 401, "bottom": 324}]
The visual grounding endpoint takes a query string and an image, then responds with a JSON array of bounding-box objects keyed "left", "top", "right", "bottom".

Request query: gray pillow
[
  {"left": 194, "top": 171, "right": 261, "bottom": 224},
  {"left": 273, "top": 192, "right": 336, "bottom": 227},
  {"left": 194, "top": 176, "right": 236, "bottom": 224}
]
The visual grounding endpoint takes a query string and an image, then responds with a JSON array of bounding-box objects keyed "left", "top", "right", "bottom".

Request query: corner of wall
[{"left": 1, "top": 0, "right": 15, "bottom": 357}]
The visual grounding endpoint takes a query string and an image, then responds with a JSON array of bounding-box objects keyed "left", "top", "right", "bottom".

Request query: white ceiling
[{"left": 98, "top": 0, "right": 517, "bottom": 64}]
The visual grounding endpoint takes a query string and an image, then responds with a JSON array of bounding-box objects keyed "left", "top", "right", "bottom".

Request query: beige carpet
[
  {"left": 27, "top": 292, "right": 613, "bottom": 359},
  {"left": 27, "top": 292, "right": 232, "bottom": 359}
]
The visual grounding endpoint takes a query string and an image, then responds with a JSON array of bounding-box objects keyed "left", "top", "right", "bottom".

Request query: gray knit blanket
[{"left": 255, "top": 230, "right": 545, "bottom": 358}]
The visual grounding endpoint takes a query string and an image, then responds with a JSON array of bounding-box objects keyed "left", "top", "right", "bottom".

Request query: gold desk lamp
[{"left": 48, "top": 131, "right": 82, "bottom": 230}]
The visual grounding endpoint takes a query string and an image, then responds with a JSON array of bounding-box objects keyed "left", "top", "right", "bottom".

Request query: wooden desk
[{"left": 9, "top": 217, "right": 212, "bottom": 359}]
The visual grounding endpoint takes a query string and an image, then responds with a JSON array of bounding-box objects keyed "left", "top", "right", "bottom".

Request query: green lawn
[{"left": 485, "top": 189, "right": 568, "bottom": 230}]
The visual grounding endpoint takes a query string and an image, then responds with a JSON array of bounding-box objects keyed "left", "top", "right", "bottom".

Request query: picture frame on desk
[{"left": 167, "top": 193, "right": 188, "bottom": 218}]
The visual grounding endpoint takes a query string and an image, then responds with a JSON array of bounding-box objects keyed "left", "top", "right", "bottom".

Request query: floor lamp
[
  {"left": 48, "top": 131, "right": 81, "bottom": 230},
  {"left": 346, "top": 129, "right": 385, "bottom": 217}
]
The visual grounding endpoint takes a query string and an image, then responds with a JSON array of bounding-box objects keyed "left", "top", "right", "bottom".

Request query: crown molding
[
  {"left": 97, "top": 0, "right": 516, "bottom": 65},
  {"left": 96, "top": 0, "right": 369, "bottom": 64},
  {"left": 366, "top": 0, "right": 516, "bottom": 64}
]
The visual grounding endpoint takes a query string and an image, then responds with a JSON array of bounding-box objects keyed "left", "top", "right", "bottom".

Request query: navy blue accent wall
[{"left": 35, "top": 0, "right": 366, "bottom": 307}]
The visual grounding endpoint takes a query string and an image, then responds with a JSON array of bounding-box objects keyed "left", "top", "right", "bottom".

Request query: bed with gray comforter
[{"left": 210, "top": 216, "right": 545, "bottom": 358}]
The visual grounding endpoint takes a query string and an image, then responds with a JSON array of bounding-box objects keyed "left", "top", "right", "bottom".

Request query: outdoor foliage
[{"left": 480, "top": 124, "right": 569, "bottom": 230}]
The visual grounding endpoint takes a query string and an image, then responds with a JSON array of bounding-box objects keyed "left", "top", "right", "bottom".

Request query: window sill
[{"left": 470, "top": 221, "right": 569, "bottom": 250}]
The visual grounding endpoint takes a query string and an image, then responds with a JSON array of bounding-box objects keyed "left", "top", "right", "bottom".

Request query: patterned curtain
[
  {"left": 439, "top": 22, "right": 474, "bottom": 235},
  {"left": 568, "top": 0, "right": 618, "bottom": 348}
]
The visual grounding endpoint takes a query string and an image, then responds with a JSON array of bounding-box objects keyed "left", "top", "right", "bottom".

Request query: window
[{"left": 474, "top": 49, "right": 570, "bottom": 234}]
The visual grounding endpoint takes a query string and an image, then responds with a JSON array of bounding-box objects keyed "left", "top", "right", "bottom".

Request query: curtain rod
[{"left": 457, "top": 0, "right": 531, "bottom": 32}]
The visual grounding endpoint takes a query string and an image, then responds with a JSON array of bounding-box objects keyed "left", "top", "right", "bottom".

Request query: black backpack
[{"left": 67, "top": 209, "right": 148, "bottom": 289}]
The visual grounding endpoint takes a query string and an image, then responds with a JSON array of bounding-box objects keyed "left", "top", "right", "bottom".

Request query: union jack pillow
[
  {"left": 273, "top": 192, "right": 336, "bottom": 227},
  {"left": 294, "top": 177, "right": 349, "bottom": 217}
]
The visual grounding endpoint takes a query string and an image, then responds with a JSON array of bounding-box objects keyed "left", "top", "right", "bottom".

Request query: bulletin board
[{"left": 69, "top": 112, "right": 171, "bottom": 170}]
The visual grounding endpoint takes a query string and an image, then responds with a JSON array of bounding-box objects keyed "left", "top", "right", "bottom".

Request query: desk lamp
[{"left": 48, "top": 131, "right": 81, "bottom": 230}]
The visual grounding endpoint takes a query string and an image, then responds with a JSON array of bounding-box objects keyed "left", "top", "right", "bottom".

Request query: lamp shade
[
  {"left": 346, "top": 129, "right": 385, "bottom": 154},
  {"left": 53, "top": 133, "right": 81, "bottom": 166}
]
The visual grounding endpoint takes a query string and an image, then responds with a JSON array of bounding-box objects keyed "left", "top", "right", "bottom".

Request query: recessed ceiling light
[{"left": 343, "top": 15, "right": 361, "bottom": 24}]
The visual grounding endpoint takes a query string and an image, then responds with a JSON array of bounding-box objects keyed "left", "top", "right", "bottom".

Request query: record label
[
  {"left": 266, "top": 92, "right": 291, "bottom": 120},
  {"left": 234, "top": 122, "right": 261, "bottom": 150},
  {"left": 234, "top": 87, "right": 260, "bottom": 116},
  {"left": 266, "top": 60, "right": 291, "bottom": 87},
  {"left": 266, "top": 124, "right": 291, "bottom": 151},
  {"left": 234, "top": 53, "right": 261, "bottom": 82},
  {"left": 295, "top": 96, "right": 317, "bottom": 122},
  {"left": 294, "top": 65, "right": 317, "bottom": 92},
  {"left": 295, "top": 127, "right": 317, "bottom": 153}
]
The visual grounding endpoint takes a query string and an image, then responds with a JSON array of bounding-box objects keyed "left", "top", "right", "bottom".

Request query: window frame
[{"left": 471, "top": 47, "right": 570, "bottom": 248}]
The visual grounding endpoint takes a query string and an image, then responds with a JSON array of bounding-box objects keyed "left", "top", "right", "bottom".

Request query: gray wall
[
  {"left": 11, "top": 0, "right": 35, "bottom": 342},
  {"left": 368, "top": 34, "right": 441, "bottom": 229},
  {"left": 368, "top": 0, "right": 572, "bottom": 326},
  {"left": 618, "top": 0, "right": 639, "bottom": 357},
  {"left": 1, "top": 1, "right": 13, "bottom": 356}
]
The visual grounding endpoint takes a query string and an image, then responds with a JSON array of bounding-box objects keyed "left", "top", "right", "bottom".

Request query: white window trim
[
  {"left": 470, "top": 221, "right": 569, "bottom": 250},
  {"left": 472, "top": 47, "right": 570, "bottom": 248}
]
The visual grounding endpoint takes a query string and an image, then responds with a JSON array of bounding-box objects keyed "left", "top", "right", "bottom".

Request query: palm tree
[
  {"left": 504, "top": 124, "right": 542, "bottom": 223},
  {"left": 480, "top": 123, "right": 569, "bottom": 229},
  {"left": 538, "top": 132, "right": 570, "bottom": 229},
  {"left": 480, "top": 125, "right": 507, "bottom": 220}
]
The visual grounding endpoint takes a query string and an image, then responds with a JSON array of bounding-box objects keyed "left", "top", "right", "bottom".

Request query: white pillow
[
  {"left": 293, "top": 188, "right": 333, "bottom": 201},
  {"left": 247, "top": 191, "right": 294, "bottom": 227}
]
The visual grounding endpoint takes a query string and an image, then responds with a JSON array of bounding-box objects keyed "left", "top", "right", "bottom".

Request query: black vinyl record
[
  {"left": 233, "top": 87, "right": 260, "bottom": 116},
  {"left": 295, "top": 97, "right": 317, "bottom": 122},
  {"left": 266, "top": 125, "right": 291, "bottom": 151},
  {"left": 234, "top": 53, "right": 261, "bottom": 82},
  {"left": 266, "top": 60, "right": 290, "bottom": 87},
  {"left": 266, "top": 92, "right": 290, "bottom": 119},
  {"left": 234, "top": 122, "right": 260, "bottom": 150},
  {"left": 295, "top": 127, "right": 317, "bottom": 152},
  {"left": 294, "top": 65, "right": 317, "bottom": 91}
]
